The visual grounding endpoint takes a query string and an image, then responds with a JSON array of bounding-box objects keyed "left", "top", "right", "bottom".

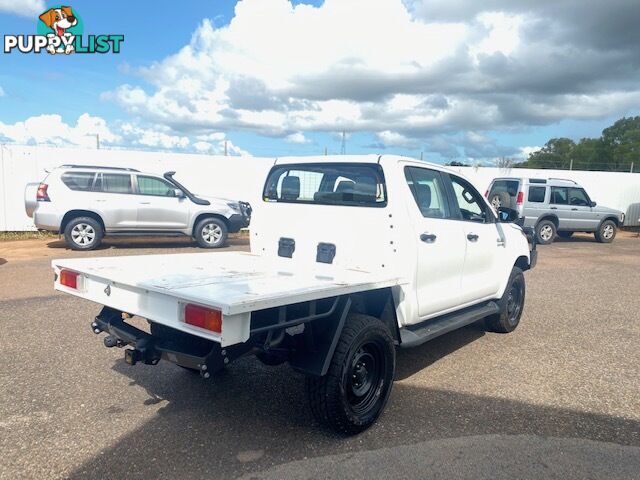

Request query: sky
[{"left": 0, "top": 0, "right": 638, "bottom": 163}]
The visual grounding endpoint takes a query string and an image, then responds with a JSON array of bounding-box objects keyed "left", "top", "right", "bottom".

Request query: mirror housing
[
  {"left": 590, "top": 201, "right": 597, "bottom": 207},
  {"left": 497, "top": 207, "right": 520, "bottom": 223},
  {"left": 174, "top": 188, "right": 185, "bottom": 198}
]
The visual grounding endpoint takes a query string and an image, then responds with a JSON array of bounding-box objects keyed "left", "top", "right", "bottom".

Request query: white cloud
[
  {"left": 0, "top": 0, "right": 44, "bottom": 17},
  {"left": 285, "top": 132, "right": 310, "bottom": 144},
  {"left": 100, "top": 0, "right": 640, "bottom": 157},
  {"left": 519, "top": 146, "right": 541, "bottom": 158},
  {"left": 0, "top": 114, "right": 121, "bottom": 148},
  {"left": 0, "top": 86, "right": 5, "bottom": 97}
]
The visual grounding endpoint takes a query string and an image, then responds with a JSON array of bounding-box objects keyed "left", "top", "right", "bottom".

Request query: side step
[{"left": 399, "top": 301, "right": 500, "bottom": 348}]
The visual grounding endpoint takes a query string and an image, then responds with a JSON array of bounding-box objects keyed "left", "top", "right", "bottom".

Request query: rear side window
[
  {"left": 528, "top": 186, "right": 546, "bottom": 203},
  {"left": 550, "top": 187, "right": 568, "bottom": 204},
  {"left": 263, "top": 163, "right": 387, "bottom": 207},
  {"left": 61, "top": 172, "right": 96, "bottom": 191},
  {"left": 99, "top": 174, "right": 132, "bottom": 194},
  {"left": 404, "top": 167, "right": 450, "bottom": 218}
]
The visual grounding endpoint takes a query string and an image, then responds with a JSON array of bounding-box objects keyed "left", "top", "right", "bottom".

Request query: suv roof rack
[
  {"left": 59, "top": 164, "right": 140, "bottom": 172},
  {"left": 547, "top": 177, "right": 578, "bottom": 185}
]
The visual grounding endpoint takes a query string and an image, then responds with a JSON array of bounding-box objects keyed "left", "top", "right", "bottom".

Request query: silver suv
[
  {"left": 25, "top": 165, "right": 251, "bottom": 250},
  {"left": 487, "top": 177, "right": 624, "bottom": 244}
]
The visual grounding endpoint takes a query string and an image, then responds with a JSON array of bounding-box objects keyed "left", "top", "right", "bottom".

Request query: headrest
[
  {"left": 281, "top": 176, "right": 300, "bottom": 200},
  {"left": 414, "top": 183, "right": 432, "bottom": 209},
  {"left": 335, "top": 180, "right": 355, "bottom": 193},
  {"left": 354, "top": 176, "right": 377, "bottom": 196}
]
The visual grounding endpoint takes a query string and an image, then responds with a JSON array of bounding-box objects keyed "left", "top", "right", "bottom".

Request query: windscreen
[{"left": 263, "top": 163, "right": 387, "bottom": 207}]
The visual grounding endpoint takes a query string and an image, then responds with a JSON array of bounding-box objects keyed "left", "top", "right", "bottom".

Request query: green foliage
[{"left": 517, "top": 116, "right": 639, "bottom": 171}]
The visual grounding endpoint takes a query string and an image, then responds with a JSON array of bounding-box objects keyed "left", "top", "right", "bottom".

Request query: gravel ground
[{"left": 0, "top": 232, "right": 638, "bottom": 479}]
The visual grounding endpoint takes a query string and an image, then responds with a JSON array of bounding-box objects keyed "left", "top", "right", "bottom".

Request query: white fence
[{"left": 1, "top": 145, "right": 639, "bottom": 231}]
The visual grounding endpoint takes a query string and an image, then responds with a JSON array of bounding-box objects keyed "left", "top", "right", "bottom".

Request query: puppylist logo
[{"left": 4, "top": 5, "right": 124, "bottom": 55}]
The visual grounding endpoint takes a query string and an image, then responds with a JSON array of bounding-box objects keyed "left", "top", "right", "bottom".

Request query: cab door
[
  {"left": 133, "top": 175, "right": 190, "bottom": 230},
  {"left": 568, "top": 187, "right": 598, "bottom": 231},
  {"left": 404, "top": 166, "right": 466, "bottom": 318},
  {"left": 549, "top": 187, "right": 573, "bottom": 229},
  {"left": 445, "top": 174, "right": 502, "bottom": 303}
]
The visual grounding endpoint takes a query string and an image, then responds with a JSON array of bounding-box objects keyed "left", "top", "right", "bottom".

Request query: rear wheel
[
  {"left": 595, "top": 220, "right": 617, "bottom": 243},
  {"left": 535, "top": 219, "right": 556, "bottom": 245},
  {"left": 194, "top": 217, "right": 228, "bottom": 248},
  {"left": 485, "top": 267, "right": 525, "bottom": 333},
  {"left": 64, "top": 216, "right": 103, "bottom": 251},
  {"left": 306, "top": 314, "right": 395, "bottom": 435}
]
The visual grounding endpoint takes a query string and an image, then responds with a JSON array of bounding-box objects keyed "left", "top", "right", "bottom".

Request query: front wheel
[
  {"left": 194, "top": 217, "right": 228, "bottom": 248},
  {"left": 485, "top": 267, "right": 525, "bottom": 333},
  {"left": 306, "top": 314, "right": 395, "bottom": 435},
  {"left": 594, "top": 220, "right": 617, "bottom": 243}
]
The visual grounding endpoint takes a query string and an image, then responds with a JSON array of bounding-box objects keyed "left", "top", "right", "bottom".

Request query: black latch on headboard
[
  {"left": 278, "top": 237, "right": 295, "bottom": 258},
  {"left": 316, "top": 242, "right": 336, "bottom": 264}
]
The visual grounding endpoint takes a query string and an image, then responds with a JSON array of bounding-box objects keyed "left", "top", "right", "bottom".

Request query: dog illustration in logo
[{"left": 39, "top": 6, "right": 78, "bottom": 54}]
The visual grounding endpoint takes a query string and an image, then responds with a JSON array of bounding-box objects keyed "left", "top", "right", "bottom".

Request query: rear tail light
[
  {"left": 184, "top": 304, "right": 222, "bottom": 333},
  {"left": 59, "top": 269, "right": 83, "bottom": 290},
  {"left": 36, "top": 183, "right": 50, "bottom": 202},
  {"left": 516, "top": 191, "right": 524, "bottom": 205}
]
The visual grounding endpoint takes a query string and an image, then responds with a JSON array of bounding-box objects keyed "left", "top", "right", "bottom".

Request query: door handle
[
  {"left": 139, "top": 202, "right": 151, "bottom": 205},
  {"left": 467, "top": 233, "right": 479, "bottom": 242},
  {"left": 571, "top": 208, "right": 578, "bottom": 211},
  {"left": 420, "top": 233, "right": 437, "bottom": 243},
  {"left": 550, "top": 207, "right": 557, "bottom": 210}
]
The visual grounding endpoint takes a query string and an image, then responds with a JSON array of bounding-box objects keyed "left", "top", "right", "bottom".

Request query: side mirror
[
  {"left": 174, "top": 188, "right": 185, "bottom": 198},
  {"left": 590, "top": 201, "right": 597, "bottom": 207},
  {"left": 497, "top": 207, "right": 519, "bottom": 223}
]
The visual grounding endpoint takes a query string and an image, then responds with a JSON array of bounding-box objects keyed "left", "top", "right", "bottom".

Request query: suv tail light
[
  {"left": 184, "top": 304, "right": 222, "bottom": 333},
  {"left": 36, "top": 183, "right": 50, "bottom": 202},
  {"left": 516, "top": 191, "right": 524, "bottom": 205}
]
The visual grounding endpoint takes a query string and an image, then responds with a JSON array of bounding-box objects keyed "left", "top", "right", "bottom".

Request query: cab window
[
  {"left": 568, "top": 188, "right": 590, "bottom": 206},
  {"left": 97, "top": 174, "right": 133, "bottom": 194},
  {"left": 449, "top": 175, "right": 491, "bottom": 223},
  {"left": 137, "top": 176, "right": 177, "bottom": 196},
  {"left": 404, "top": 167, "right": 450, "bottom": 219}
]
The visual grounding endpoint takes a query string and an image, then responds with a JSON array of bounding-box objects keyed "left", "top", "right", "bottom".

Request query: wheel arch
[
  {"left": 191, "top": 213, "right": 229, "bottom": 236},
  {"left": 61, "top": 210, "right": 105, "bottom": 233},
  {"left": 515, "top": 254, "right": 531, "bottom": 272},
  {"left": 536, "top": 214, "right": 559, "bottom": 228},
  {"left": 599, "top": 216, "right": 619, "bottom": 228}
]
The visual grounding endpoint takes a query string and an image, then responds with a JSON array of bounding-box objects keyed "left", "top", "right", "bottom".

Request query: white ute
[{"left": 53, "top": 155, "right": 536, "bottom": 434}]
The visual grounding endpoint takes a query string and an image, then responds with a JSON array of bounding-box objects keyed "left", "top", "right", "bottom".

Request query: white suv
[{"left": 25, "top": 165, "right": 251, "bottom": 250}]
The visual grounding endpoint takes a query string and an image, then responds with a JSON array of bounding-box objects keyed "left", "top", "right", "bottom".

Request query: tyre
[
  {"left": 490, "top": 191, "right": 512, "bottom": 210},
  {"left": 306, "top": 314, "right": 395, "bottom": 435},
  {"left": 63, "top": 216, "right": 103, "bottom": 251},
  {"left": 485, "top": 266, "right": 525, "bottom": 333},
  {"left": 558, "top": 231, "right": 574, "bottom": 239},
  {"left": 194, "top": 217, "right": 228, "bottom": 248},
  {"left": 595, "top": 220, "right": 617, "bottom": 243},
  {"left": 535, "top": 219, "right": 556, "bottom": 245}
]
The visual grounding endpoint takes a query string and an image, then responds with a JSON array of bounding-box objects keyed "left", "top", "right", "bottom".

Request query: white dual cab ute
[{"left": 53, "top": 155, "right": 536, "bottom": 434}]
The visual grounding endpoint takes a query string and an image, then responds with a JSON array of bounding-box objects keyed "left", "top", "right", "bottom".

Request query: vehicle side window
[
  {"left": 550, "top": 187, "right": 568, "bottom": 205},
  {"left": 100, "top": 174, "right": 132, "bottom": 194},
  {"left": 137, "top": 176, "right": 176, "bottom": 197},
  {"left": 528, "top": 186, "right": 546, "bottom": 203},
  {"left": 61, "top": 172, "right": 96, "bottom": 191},
  {"left": 449, "top": 175, "right": 491, "bottom": 223},
  {"left": 568, "top": 188, "right": 589, "bottom": 206},
  {"left": 404, "top": 167, "right": 450, "bottom": 219}
]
